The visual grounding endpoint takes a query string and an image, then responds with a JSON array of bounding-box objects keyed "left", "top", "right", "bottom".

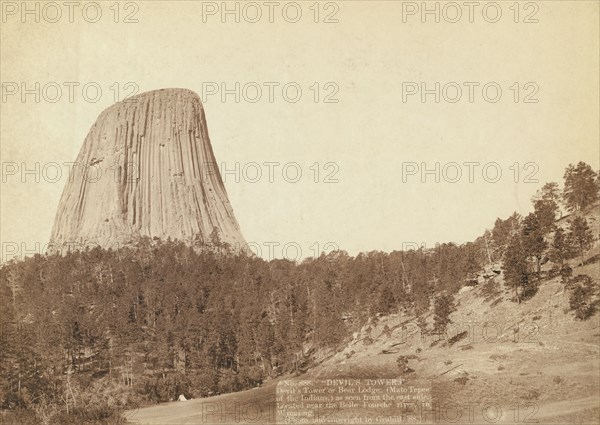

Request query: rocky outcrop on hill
[{"left": 49, "top": 88, "right": 247, "bottom": 252}]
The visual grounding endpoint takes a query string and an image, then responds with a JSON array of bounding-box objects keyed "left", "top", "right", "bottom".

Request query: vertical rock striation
[{"left": 49, "top": 88, "right": 247, "bottom": 252}]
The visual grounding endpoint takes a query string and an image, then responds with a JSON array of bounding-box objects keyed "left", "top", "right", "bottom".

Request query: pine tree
[
  {"left": 533, "top": 182, "right": 562, "bottom": 216},
  {"left": 503, "top": 234, "right": 531, "bottom": 303},
  {"left": 377, "top": 287, "right": 396, "bottom": 315},
  {"left": 521, "top": 213, "right": 547, "bottom": 282},
  {"left": 549, "top": 227, "right": 576, "bottom": 269},
  {"left": 569, "top": 216, "right": 594, "bottom": 266},
  {"left": 433, "top": 294, "right": 455, "bottom": 335},
  {"left": 491, "top": 213, "right": 521, "bottom": 260},
  {"left": 563, "top": 162, "right": 599, "bottom": 211},
  {"left": 533, "top": 199, "right": 558, "bottom": 234}
]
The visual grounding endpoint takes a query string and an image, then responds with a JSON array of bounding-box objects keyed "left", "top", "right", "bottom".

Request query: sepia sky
[{"left": 1, "top": 1, "right": 599, "bottom": 261}]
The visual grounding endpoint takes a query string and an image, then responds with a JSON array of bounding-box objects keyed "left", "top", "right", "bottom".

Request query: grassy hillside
[{"left": 130, "top": 206, "right": 600, "bottom": 424}]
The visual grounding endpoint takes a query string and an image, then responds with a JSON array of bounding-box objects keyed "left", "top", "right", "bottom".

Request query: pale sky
[{"left": 1, "top": 1, "right": 599, "bottom": 261}]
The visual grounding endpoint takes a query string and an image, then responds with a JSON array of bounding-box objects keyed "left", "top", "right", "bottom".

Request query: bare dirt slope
[{"left": 302, "top": 250, "right": 599, "bottom": 423}]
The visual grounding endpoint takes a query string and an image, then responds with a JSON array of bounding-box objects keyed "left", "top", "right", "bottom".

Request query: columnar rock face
[{"left": 49, "top": 88, "right": 247, "bottom": 252}]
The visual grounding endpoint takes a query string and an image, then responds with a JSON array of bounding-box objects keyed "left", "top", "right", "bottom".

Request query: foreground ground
[{"left": 129, "top": 251, "right": 600, "bottom": 425}]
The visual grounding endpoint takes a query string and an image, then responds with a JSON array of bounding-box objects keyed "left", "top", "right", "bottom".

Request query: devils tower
[{"left": 49, "top": 88, "right": 247, "bottom": 252}]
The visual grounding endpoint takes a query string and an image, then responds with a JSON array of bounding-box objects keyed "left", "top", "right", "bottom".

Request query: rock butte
[{"left": 49, "top": 88, "right": 247, "bottom": 252}]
